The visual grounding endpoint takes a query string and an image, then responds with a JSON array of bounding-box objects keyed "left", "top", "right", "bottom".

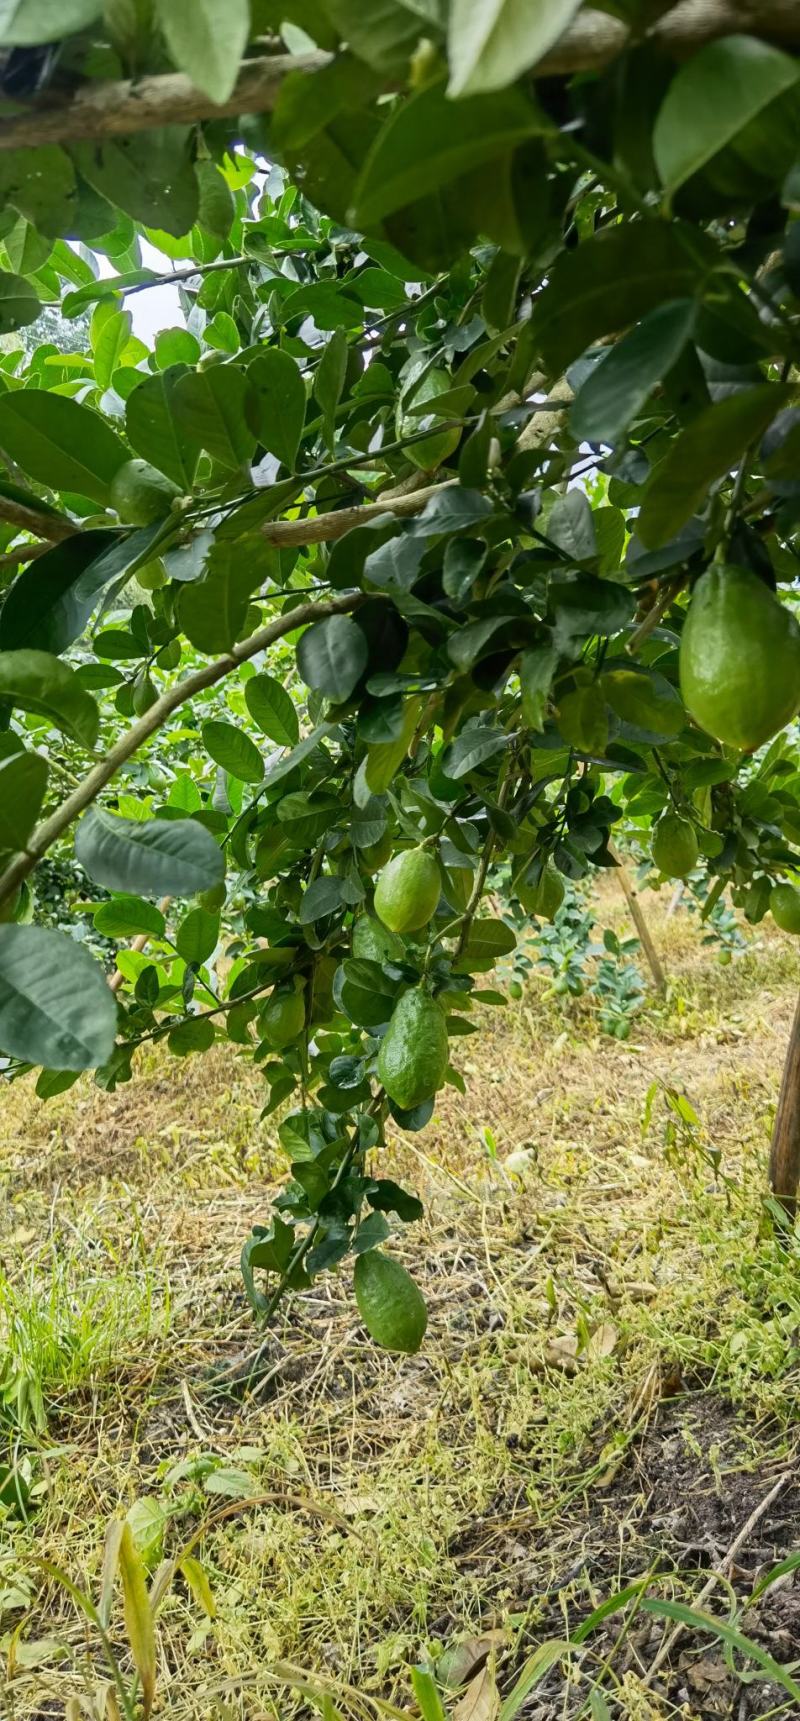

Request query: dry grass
[{"left": 3, "top": 882, "right": 800, "bottom": 1720}]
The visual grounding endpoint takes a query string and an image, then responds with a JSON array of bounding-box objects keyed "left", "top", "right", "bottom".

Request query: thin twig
[
  {"left": 641, "top": 1468, "right": 793, "bottom": 1689},
  {"left": 0, "top": 589, "right": 368, "bottom": 911}
]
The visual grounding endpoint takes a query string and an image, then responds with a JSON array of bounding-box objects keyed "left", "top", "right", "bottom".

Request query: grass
[{"left": 2, "top": 880, "right": 800, "bottom": 1719}]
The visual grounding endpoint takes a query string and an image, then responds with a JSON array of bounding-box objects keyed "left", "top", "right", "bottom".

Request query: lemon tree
[{"left": 2, "top": 3, "right": 800, "bottom": 1342}]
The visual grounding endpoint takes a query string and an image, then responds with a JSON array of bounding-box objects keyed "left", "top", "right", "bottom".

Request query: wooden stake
[
  {"left": 769, "top": 989, "right": 800, "bottom": 1216},
  {"left": 608, "top": 842, "right": 666, "bottom": 993}
]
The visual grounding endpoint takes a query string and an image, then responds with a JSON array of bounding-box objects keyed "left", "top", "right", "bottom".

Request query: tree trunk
[
  {"left": 608, "top": 843, "right": 666, "bottom": 993},
  {"left": 769, "top": 991, "right": 800, "bottom": 1216}
]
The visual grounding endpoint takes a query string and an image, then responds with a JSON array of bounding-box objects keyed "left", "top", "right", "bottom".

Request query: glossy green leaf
[
  {"left": 570, "top": 299, "right": 697, "bottom": 445},
  {"left": 175, "top": 906, "right": 220, "bottom": 964},
  {"left": 71, "top": 130, "right": 199, "bottom": 237},
  {"left": 0, "top": 392, "right": 128, "bottom": 504},
  {"left": 127, "top": 369, "right": 195, "bottom": 480},
  {"left": 0, "top": 925, "right": 116, "bottom": 1071},
  {"left": 172, "top": 366, "right": 257, "bottom": 468},
  {"left": 0, "top": 0, "right": 102, "bottom": 43},
  {"left": 448, "top": 0, "right": 582, "bottom": 96},
  {"left": 75, "top": 810, "right": 225, "bottom": 897},
  {"left": 0, "top": 749, "right": 48, "bottom": 850},
  {"left": 296, "top": 614, "right": 368, "bottom": 702},
  {"left": 0, "top": 527, "right": 145, "bottom": 654},
  {"left": 248, "top": 349, "right": 306, "bottom": 470},
  {"left": 0, "top": 649, "right": 99, "bottom": 747},
  {"left": 315, "top": 328, "right": 348, "bottom": 453},
  {"left": 155, "top": 0, "right": 249, "bottom": 103},
  {"left": 244, "top": 672, "right": 299, "bottom": 746},
  {"left": 0, "top": 270, "right": 41, "bottom": 333},
  {"left": 529, "top": 222, "right": 715, "bottom": 375},
  {"left": 352, "top": 80, "right": 544, "bottom": 226},
  {"left": 654, "top": 35, "right": 800, "bottom": 192},
  {"left": 201, "top": 719, "right": 264, "bottom": 784},
  {"left": 638, "top": 384, "right": 790, "bottom": 549},
  {"left": 93, "top": 896, "right": 166, "bottom": 938}
]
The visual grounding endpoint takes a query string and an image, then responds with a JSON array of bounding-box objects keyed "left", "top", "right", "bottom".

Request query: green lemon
[
  {"left": 397, "top": 368, "right": 460, "bottom": 471},
  {"left": 508, "top": 979, "right": 523, "bottom": 1000},
  {"left": 679, "top": 566, "right": 800, "bottom": 750},
  {"left": 377, "top": 987, "right": 449, "bottom": 1110},
  {"left": 352, "top": 914, "right": 403, "bottom": 963},
  {"left": 771, "top": 883, "right": 800, "bottom": 934},
  {"left": 260, "top": 987, "right": 305, "bottom": 1049},
  {"left": 374, "top": 846, "right": 440, "bottom": 934},
  {"left": 136, "top": 559, "right": 168, "bottom": 591},
  {"left": 354, "top": 1250, "right": 428, "bottom": 1354},
  {"left": 517, "top": 864, "right": 565, "bottom": 921},
  {"left": 110, "top": 458, "right": 181, "bottom": 526},
  {"left": 198, "top": 882, "right": 226, "bottom": 912},
  {"left": 651, "top": 812, "right": 698, "bottom": 879}
]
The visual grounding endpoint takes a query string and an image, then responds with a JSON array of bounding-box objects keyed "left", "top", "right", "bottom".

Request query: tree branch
[
  {"left": 0, "top": 496, "right": 77, "bottom": 542},
  {"left": 0, "top": 53, "right": 329, "bottom": 149},
  {"left": 0, "top": 590, "right": 366, "bottom": 910},
  {"left": 0, "top": 540, "right": 51, "bottom": 570},
  {"left": 260, "top": 481, "right": 455, "bottom": 547},
  {"left": 0, "top": 8, "right": 798, "bottom": 152}
]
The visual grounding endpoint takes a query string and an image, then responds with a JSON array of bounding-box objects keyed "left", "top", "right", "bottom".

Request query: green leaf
[
  {"left": 529, "top": 222, "right": 715, "bottom": 375},
  {"left": 547, "top": 490, "right": 596, "bottom": 560},
  {"left": 603, "top": 667, "right": 684, "bottom": 737},
  {"left": 0, "top": 528, "right": 125, "bottom": 653},
  {"left": 71, "top": 130, "right": 199, "bottom": 237},
  {"left": 352, "top": 79, "right": 544, "bottom": 227},
  {"left": 299, "top": 876, "right": 344, "bottom": 922},
  {"left": 0, "top": 144, "right": 77, "bottom": 238},
  {"left": 447, "top": 0, "right": 582, "bottom": 96},
  {"left": 557, "top": 682, "right": 608, "bottom": 754},
  {"left": 244, "top": 672, "right": 299, "bottom": 746},
  {"left": 333, "top": 956, "right": 399, "bottom": 1029},
  {"left": 0, "top": 0, "right": 101, "bottom": 44},
  {"left": 154, "top": 0, "right": 249, "bottom": 103},
  {"left": 0, "top": 649, "right": 99, "bottom": 748},
  {"left": 248, "top": 349, "right": 306, "bottom": 471},
  {"left": 296, "top": 614, "right": 368, "bottom": 702},
  {"left": 519, "top": 642, "right": 556, "bottom": 731},
  {"left": 637, "top": 384, "right": 790, "bottom": 549},
  {"left": 201, "top": 719, "right": 264, "bottom": 784},
  {"left": 323, "top": 0, "right": 422, "bottom": 72},
  {"left": 172, "top": 366, "right": 257, "bottom": 469},
  {"left": 653, "top": 35, "right": 800, "bottom": 192},
  {"left": 262, "top": 722, "right": 333, "bottom": 789},
  {"left": 0, "top": 749, "right": 47, "bottom": 850},
  {"left": 0, "top": 393, "right": 128, "bottom": 505},
  {"left": 92, "top": 306, "right": 132, "bottom": 392},
  {"left": 0, "top": 925, "right": 116, "bottom": 1071},
  {"left": 0, "top": 270, "right": 40, "bottom": 334},
  {"left": 315, "top": 328, "right": 348, "bottom": 453},
  {"left": 177, "top": 553, "right": 259, "bottom": 653},
  {"left": 75, "top": 810, "right": 225, "bottom": 897},
  {"left": 570, "top": 299, "right": 697, "bottom": 445},
  {"left": 175, "top": 906, "right": 219, "bottom": 964},
  {"left": 454, "top": 916, "right": 516, "bottom": 973},
  {"left": 93, "top": 896, "right": 166, "bottom": 938}
]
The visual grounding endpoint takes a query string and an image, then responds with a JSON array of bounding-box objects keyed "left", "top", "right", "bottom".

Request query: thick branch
[
  {"left": 0, "top": 53, "right": 329, "bottom": 149},
  {"left": 0, "top": 496, "right": 76, "bottom": 543},
  {"left": 0, "top": 591, "right": 365, "bottom": 909},
  {"left": 0, "top": 540, "right": 51, "bottom": 570},
  {"left": 261, "top": 481, "right": 455, "bottom": 547},
  {"left": 1, "top": 8, "right": 799, "bottom": 151}
]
